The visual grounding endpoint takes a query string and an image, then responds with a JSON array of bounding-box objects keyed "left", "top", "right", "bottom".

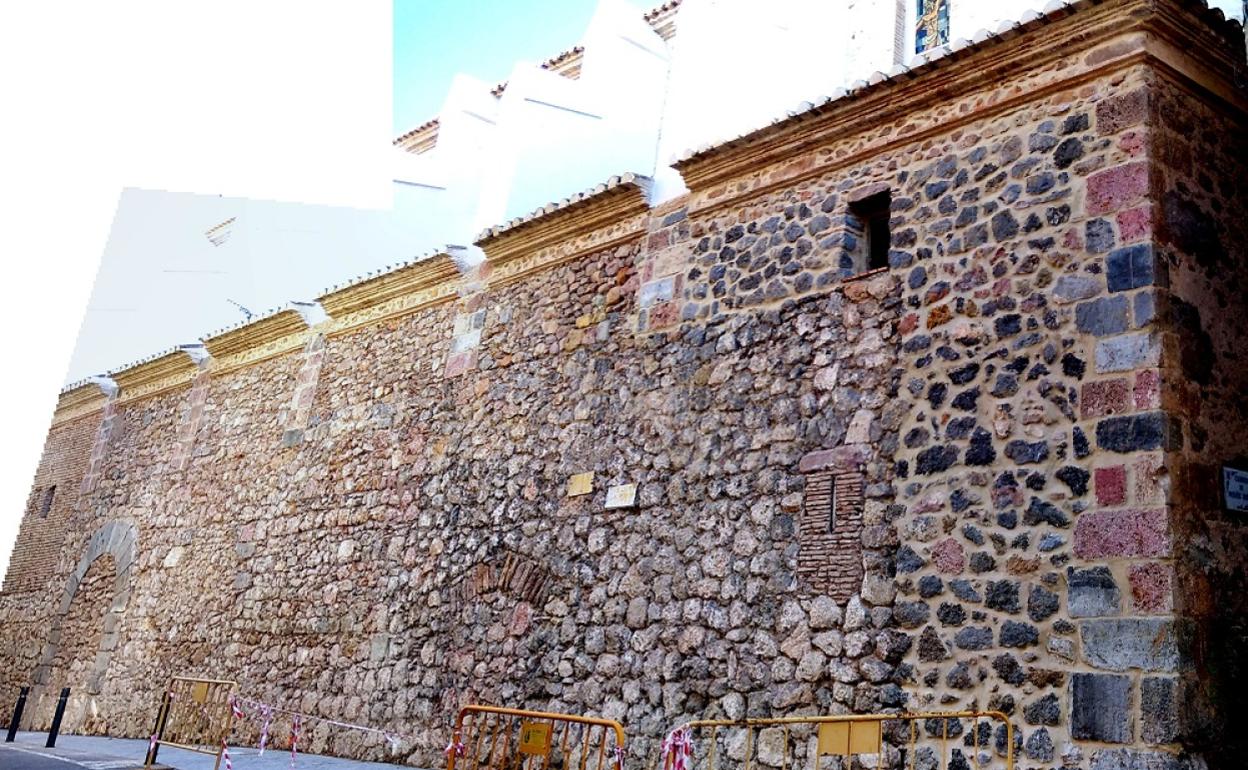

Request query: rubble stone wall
[{"left": 1, "top": 3, "right": 1245, "bottom": 769}]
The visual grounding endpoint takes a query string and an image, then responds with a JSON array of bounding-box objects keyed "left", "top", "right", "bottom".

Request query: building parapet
[
  {"left": 319, "top": 252, "right": 461, "bottom": 336},
  {"left": 201, "top": 308, "right": 310, "bottom": 373},
  {"left": 51, "top": 382, "right": 112, "bottom": 427},
  {"left": 476, "top": 173, "right": 652, "bottom": 285},
  {"left": 110, "top": 349, "right": 199, "bottom": 405}
]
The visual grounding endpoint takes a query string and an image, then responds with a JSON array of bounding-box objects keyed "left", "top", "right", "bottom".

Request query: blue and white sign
[{"left": 1225, "top": 467, "right": 1248, "bottom": 513}]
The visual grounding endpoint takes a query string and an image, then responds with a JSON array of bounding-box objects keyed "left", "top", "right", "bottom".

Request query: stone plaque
[
  {"left": 605, "top": 483, "right": 636, "bottom": 509},
  {"left": 567, "top": 472, "right": 594, "bottom": 497},
  {"left": 519, "top": 722, "right": 551, "bottom": 755},
  {"left": 1225, "top": 466, "right": 1248, "bottom": 513}
]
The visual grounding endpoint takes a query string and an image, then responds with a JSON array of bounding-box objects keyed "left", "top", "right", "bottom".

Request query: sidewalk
[{"left": 1, "top": 732, "right": 419, "bottom": 770}]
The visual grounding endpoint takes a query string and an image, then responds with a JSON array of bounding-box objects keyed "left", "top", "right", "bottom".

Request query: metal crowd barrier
[
  {"left": 656, "top": 711, "right": 1013, "bottom": 770},
  {"left": 447, "top": 705, "right": 627, "bottom": 770},
  {"left": 145, "top": 675, "right": 238, "bottom": 770}
]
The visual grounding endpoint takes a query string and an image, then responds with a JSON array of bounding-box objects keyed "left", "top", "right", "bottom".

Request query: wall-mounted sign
[
  {"left": 605, "top": 483, "right": 637, "bottom": 509},
  {"left": 567, "top": 472, "right": 594, "bottom": 497},
  {"left": 519, "top": 722, "right": 551, "bottom": 755},
  {"left": 1225, "top": 466, "right": 1248, "bottom": 513}
]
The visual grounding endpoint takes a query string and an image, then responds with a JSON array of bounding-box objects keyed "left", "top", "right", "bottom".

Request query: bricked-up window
[
  {"left": 848, "top": 191, "right": 892, "bottom": 274},
  {"left": 39, "top": 486, "right": 56, "bottom": 517},
  {"left": 799, "top": 470, "right": 865, "bottom": 601}
]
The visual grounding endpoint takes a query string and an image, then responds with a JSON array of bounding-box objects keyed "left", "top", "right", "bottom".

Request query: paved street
[{"left": 0, "top": 733, "right": 420, "bottom": 770}]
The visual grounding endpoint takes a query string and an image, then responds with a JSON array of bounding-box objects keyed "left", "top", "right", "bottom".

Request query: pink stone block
[
  {"left": 1095, "top": 465, "right": 1127, "bottom": 507},
  {"left": 1116, "top": 205, "right": 1151, "bottom": 243},
  {"left": 1133, "top": 370, "right": 1161, "bottom": 411},
  {"left": 1081, "top": 379, "right": 1130, "bottom": 419},
  {"left": 1134, "top": 454, "right": 1166, "bottom": 505},
  {"left": 1129, "top": 562, "right": 1173, "bottom": 613},
  {"left": 931, "top": 538, "right": 965, "bottom": 574},
  {"left": 1074, "top": 507, "right": 1169, "bottom": 559},
  {"left": 1087, "top": 161, "right": 1149, "bottom": 216}
]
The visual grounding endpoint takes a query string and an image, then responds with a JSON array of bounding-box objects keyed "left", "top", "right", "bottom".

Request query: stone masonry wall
[{"left": 1, "top": 3, "right": 1245, "bottom": 769}]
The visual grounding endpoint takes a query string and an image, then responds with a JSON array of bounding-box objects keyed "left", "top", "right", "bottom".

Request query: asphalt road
[
  {"left": 0, "top": 732, "right": 419, "bottom": 770},
  {"left": 0, "top": 739, "right": 150, "bottom": 770}
]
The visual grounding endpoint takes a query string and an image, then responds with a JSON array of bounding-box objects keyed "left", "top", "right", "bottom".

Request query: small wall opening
[
  {"left": 40, "top": 486, "right": 56, "bottom": 517},
  {"left": 848, "top": 190, "right": 892, "bottom": 274}
]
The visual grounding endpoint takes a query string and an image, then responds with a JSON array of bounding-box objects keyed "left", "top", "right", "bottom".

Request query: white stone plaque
[
  {"left": 605, "top": 483, "right": 637, "bottom": 509},
  {"left": 1224, "top": 467, "right": 1248, "bottom": 513}
]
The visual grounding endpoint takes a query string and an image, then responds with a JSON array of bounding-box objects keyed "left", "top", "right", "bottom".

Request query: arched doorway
[{"left": 30, "top": 520, "right": 137, "bottom": 734}]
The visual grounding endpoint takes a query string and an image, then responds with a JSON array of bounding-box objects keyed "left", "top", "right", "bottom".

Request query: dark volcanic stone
[
  {"left": 951, "top": 388, "right": 980, "bottom": 411},
  {"left": 1028, "top": 585, "right": 1060, "bottom": 622},
  {"left": 918, "top": 626, "right": 949, "bottom": 662},
  {"left": 1005, "top": 440, "right": 1049, "bottom": 464},
  {"left": 918, "top": 575, "right": 944, "bottom": 598},
  {"left": 954, "top": 626, "right": 993, "bottom": 650},
  {"left": 969, "top": 552, "right": 996, "bottom": 573},
  {"left": 986, "top": 580, "right": 1021, "bottom": 613},
  {"left": 966, "top": 429, "right": 996, "bottom": 466},
  {"left": 949, "top": 363, "right": 980, "bottom": 385},
  {"left": 1096, "top": 412, "right": 1176, "bottom": 453},
  {"left": 1000, "top": 620, "right": 1039, "bottom": 648},
  {"left": 950, "top": 580, "right": 981, "bottom": 602},
  {"left": 994, "top": 314, "right": 1022, "bottom": 337},
  {"left": 993, "top": 653, "right": 1026, "bottom": 685},
  {"left": 894, "top": 601, "right": 931, "bottom": 629},
  {"left": 1024, "top": 693, "right": 1061, "bottom": 726},
  {"left": 1023, "top": 497, "right": 1069, "bottom": 527},
  {"left": 991, "top": 211, "right": 1020, "bottom": 241},
  {"left": 896, "top": 545, "right": 925, "bottom": 573},
  {"left": 1056, "top": 466, "right": 1090, "bottom": 496},
  {"left": 938, "top": 602, "right": 968, "bottom": 627},
  {"left": 916, "top": 445, "right": 959, "bottom": 475}
]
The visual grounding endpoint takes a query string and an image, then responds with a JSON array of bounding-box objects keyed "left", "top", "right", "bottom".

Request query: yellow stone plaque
[
  {"left": 519, "top": 722, "right": 551, "bottom": 755},
  {"left": 817, "top": 721, "right": 880, "bottom": 756},
  {"left": 567, "top": 472, "right": 594, "bottom": 497},
  {"left": 191, "top": 681, "right": 209, "bottom": 704}
]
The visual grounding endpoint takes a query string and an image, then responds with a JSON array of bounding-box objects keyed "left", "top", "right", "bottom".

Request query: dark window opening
[
  {"left": 40, "top": 486, "right": 56, "bottom": 517},
  {"left": 850, "top": 190, "right": 892, "bottom": 273}
]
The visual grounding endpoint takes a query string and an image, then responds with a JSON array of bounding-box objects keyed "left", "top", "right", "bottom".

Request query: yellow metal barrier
[
  {"left": 447, "top": 705, "right": 627, "bottom": 770},
  {"left": 145, "top": 676, "right": 238, "bottom": 770},
  {"left": 657, "top": 711, "right": 1013, "bottom": 770}
]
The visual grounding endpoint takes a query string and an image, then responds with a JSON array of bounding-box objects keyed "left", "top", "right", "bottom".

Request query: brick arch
[{"left": 33, "top": 520, "right": 137, "bottom": 694}]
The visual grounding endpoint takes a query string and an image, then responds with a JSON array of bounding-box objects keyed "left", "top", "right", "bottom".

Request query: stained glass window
[{"left": 916, "top": 0, "right": 950, "bottom": 54}]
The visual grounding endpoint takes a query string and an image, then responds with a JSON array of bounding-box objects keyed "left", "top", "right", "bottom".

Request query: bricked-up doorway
[
  {"left": 28, "top": 520, "right": 137, "bottom": 733},
  {"left": 33, "top": 553, "right": 116, "bottom": 732}
]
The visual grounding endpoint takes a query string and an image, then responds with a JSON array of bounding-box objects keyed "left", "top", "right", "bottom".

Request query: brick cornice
[
  {"left": 673, "top": 0, "right": 1244, "bottom": 197},
  {"left": 476, "top": 176, "right": 651, "bottom": 271},
  {"left": 318, "top": 253, "right": 460, "bottom": 335},
  {"left": 203, "top": 309, "right": 310, "bottom": 372},
  {"left": 51, "top": 384, "right": 109, "bottom": 427},
  {"left": 111, "top": 350, "right": 198, "bottom": 405}
]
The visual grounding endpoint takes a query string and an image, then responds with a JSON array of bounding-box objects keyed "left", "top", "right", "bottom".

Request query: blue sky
[{"left": 393, "top": 0, "right": 648, "bottom": 135}]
